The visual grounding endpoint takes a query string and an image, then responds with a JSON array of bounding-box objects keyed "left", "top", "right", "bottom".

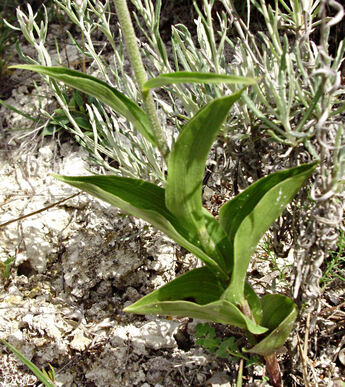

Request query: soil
[{"left": 0, "top": 4, "right": 344, "bottom": 387}]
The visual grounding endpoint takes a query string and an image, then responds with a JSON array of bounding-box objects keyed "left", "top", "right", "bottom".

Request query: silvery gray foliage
[
  {"left": 8, "top": 0, "right": 345, "bottom": 314},
  {"left": 7, "top": 0, "right": 165, "bottom": 183},
  {"left": 131, "top": 0, "right": 345, "bottom": 313},
  {"left": 291, "top": 0, "right": 345, "bottom": 315}
]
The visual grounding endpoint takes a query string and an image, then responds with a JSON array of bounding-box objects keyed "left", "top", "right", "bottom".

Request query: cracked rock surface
[
  {"left": 1, "top": 33, "right": 344, "bottom": 387},
  {"left": 0, "top": 130, "right": 231, "bottom": 386}
]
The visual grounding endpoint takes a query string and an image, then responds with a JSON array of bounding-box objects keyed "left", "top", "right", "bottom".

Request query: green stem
[
  {"left": 236, "top": 359, "right": 243, "bottom": 387},
  {"left": 113, "top": 0, "right": 169, "bottom": 162},
  {"left": 221, "top": 274, "right": 245, "bottom": 305}
]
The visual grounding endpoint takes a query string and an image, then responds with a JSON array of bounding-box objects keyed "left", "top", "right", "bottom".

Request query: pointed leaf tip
[
  {"left": 52, "top": 173, "right": 227, "bottom": 278},
  {"left": 166, "top": 92, "right": 244, "bottom": 272},
  {"left": 10, "top": 64, "right": 157, "bottom": 147},
  {"left": 142, "top": 71, "right": 257, "bottom": 92},
  {"left": 245, "top": 295, "right": 298, "bottom": 355},
  {"left": 220, "top": 161, "right": 317, "bottom": 304},
  {"left": 124, "top": 268, "right": 267, "bottom": 335}
]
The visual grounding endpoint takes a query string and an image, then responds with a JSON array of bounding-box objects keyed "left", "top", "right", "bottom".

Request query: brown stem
[{"left": 264, "top": 353, "right": 282, "bottom": 387}]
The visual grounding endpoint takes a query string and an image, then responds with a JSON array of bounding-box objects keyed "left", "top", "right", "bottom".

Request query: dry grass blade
[
  {"left": 0, "top": 192, "right": 79, "bottom": 228},
  {"left": 297, "top": 334, "right": 312, "bottom": 387}
]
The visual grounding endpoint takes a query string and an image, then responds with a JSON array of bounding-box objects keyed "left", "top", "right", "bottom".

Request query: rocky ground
[
  {"left": 1, "top": 77, "right": 344, "bottom": 386},
  {"left": 0, "top": 121, "right": 269, "bottom": 386},
  {"left": 0, "top": 8, "right": 344, "bottom": 387}
]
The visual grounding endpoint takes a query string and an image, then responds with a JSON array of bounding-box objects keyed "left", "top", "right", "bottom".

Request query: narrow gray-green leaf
[
  {"left": 10, "top": 65, "right": 156, "bottom": 146},
  {"left": 53, "top": 174, "right": 228, "bottom": 280},
  {"left": 245, "top": 294, "right": 297, "bottom": 356},
  {"left": 166, "top": 92, "right": 244, "bottom": 272},
  {"left": 1, "top": 339, "right": 56, "bottom": 387},
  {"left": 0, "top": 98, "right": 39, "bottom": 122},
  {"left": 124, "top": 267, "right": 267, "bottom": 335},
  {"left": 220, "top": 162, "right": 318, "bottom": 304},
  {"left": 142, "top": 72, "right": 257, "bottom": 92}
]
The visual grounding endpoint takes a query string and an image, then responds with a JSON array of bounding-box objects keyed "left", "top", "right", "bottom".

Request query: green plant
[
  {"left": 5, "top": 1, "right": 168, "bottom": 182},
  {"left": 9, "top": 1, "right": 318, "bottom": 385},
  {"left": 0, "top": 339, "right": 56, "bottom": 387},
  {"left": 195, "top": 322, "right": 260, "bottom": 365},
  {"left": 0, "top": 0, "right": 55, "bottom": 81},
  {"left": 41, "top": 89, "right": 92, "bottom": 137},
  {"left": 0, "top": 256, "right": 14, "bottom": 279},
  {"left": 320, "top": 229, "right": 345, "bottom": 289},
  {"left": 194, "top": 322, "right": 261, "bottom": 385},
  {"left": 42, "top": 364, "right": 56, "bottom": 384},
  {"left": 259, "top": 238, "right": 291, "bottom": 282},
  {"left": 10, "top": 48, "right": 316, "bottom": 387},
  {"left": 50, "top": 90, "right": 315, "bottom": 385}
]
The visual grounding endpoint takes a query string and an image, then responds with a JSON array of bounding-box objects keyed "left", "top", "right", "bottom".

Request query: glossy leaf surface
[
  {"left": 202, "top": 209, "right": 233, "bottom": 274},
  {"left": 53, "top": 174, "right": 227, "bottom": 279},
  {"left": 219, "top": 162, "right": 318, "bottom": 304},
  {"left": 166, "top": 92, "right": 244, "bottom": 272},
  {"left": 142, "top": 71, "right": 257, "bottom": 92},
  {"left": 244, "top": 282, "right": 263, "bottom": 324},
  {"left": 124, "top": 267, "right": 267, "bottom": 335},
  {"left": 245, "top": 294, "right": 297, "bottom": 356},
  {"left": 10, "top": 65, "right": 156, "bottom": 146}
]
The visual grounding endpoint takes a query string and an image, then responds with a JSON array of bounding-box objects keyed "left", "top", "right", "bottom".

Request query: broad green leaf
[
  {"left": 53, "top": 174, "right": 228, "bottom": 280},
  {"left": 244, "top": 282, "right": 263, "bottom": 324},
  {"left": 219, "top": 162, "right": 318, "bottom": 304},
  {"left": 0, "top": 339, "right": 56, "bottom": 387},
  {"left": 49, "top": 111, "right": 92, "bottom": 131},
  {"left": 10, "top": 65, "right": 156, "bottom": 146},
  {"left": 245, "top": 294, "right": 297, "bottom": 356},
  {"left": 166, "top": 92, "right": 244, "bottom": 272},
  {"left": 202, "top": 208, "right": 234, "bottom": 273},
  {"left": 124, "top": 267, "right": 267, "bottom": 335},
  {"left": 73, "top": 115, "right": 93, "bottom": 131},
  {"left": 142, "top": 71, "right": 257, "bottom": 92},
  {"left": 127, "top": 267, "right": 225, "bottom": 305}
]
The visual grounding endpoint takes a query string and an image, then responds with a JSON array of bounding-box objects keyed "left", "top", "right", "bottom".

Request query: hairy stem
[{"left": 113, "top": 0, "right": 169, "bottom": 162}]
